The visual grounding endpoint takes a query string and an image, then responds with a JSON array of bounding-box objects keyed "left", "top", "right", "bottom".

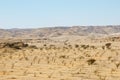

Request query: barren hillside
[{"left": 0, "top": 25, "right": 120, "bottom": 38}]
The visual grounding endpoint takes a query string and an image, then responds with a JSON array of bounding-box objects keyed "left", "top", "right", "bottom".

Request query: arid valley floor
[{"left": 0, "top": 26, "right": 120, "bottom": 80}]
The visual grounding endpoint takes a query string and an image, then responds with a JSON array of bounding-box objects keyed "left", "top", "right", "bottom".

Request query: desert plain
[{"left": 0, "top": 26, "right": 120, "bottom": 80}]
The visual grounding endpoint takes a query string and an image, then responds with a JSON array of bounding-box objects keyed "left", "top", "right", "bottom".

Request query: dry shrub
[
  {"left": 81, "top": 45, "right": 89, "bottom": 49},
  {"left": 0, "top": 42, "right": 28, "bottom": 49},
  {"left": 87, "top": 59, "right": 96, "bottom": 65},
  {"left": 75, "top": 44, "right": 79, "bottom": 48},
  {"left": 105, "top": 43, "right": 111, "bottom": 49},
  {"left": 29, "top": 45, "right": 38, "bottom": 49}
]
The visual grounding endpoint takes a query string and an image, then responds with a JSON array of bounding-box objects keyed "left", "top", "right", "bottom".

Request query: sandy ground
[{"left": 0, "top": 37, "right": 120, "bottom": 80}]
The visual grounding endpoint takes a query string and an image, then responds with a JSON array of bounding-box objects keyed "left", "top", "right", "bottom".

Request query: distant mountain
[{"left": 0, "top": 25, "right": 120, "bottom": 38}]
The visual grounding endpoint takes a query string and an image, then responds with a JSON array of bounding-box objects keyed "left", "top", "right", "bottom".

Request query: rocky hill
[{"left": 0, "top": 25, "right": 120, "bottom": 38}]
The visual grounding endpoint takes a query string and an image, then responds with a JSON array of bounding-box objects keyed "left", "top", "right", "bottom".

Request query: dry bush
[
  {"left": 90, "top": 45, "right": 96, "bottom": 49},
  {"left": 115, "top": 62, "right": 120, "bottom": 68},
  {"left": 75, "top": 44, "right": 79, "bottom": 48},
  {"left": 43, "top": 44, "right": 47, "bottom": 47},
  {"left": 59, "top": 55, "right": 68, "bottom": 59},
  {"left": 0, "top": 42, "right": 28, "bottom": 49},
  {"left": 102, "top": 46, "right": 105, "bottom": 50},
  {"left": 49, "top": 44, "right": 56, "bottom": 49},
  {"left": 29, "top": 45, "right": 38, "bottom": 49},
  {"left": 68, "top": 44, "right": 72, "bottom": 49},
  {"left": 81, "top": 45, "right": 89, "bottom": 49},
  {"left": 105, "top": 43, "right": 111, "bottom": 49},
  {"left": 87, "top": 59, "right": 96, "bottom": 65}
]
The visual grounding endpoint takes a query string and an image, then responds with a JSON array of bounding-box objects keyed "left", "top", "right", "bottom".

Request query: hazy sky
[{"left": 0, "top": 0, "right": 120, "bottom": 29}]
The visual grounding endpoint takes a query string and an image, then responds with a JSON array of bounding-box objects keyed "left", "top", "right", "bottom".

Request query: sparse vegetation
[
  {"left": 0, "top": 42, "right": 28, "bottom": 49},
  {"left": 0, "top": 37, "right": 120, "bottom": 80},
  {"left": 81, "top": 44, "right": 89, "bottom": 49},
  {"left": 29, "top": 45, "right": 38, "bottom": 49}
]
